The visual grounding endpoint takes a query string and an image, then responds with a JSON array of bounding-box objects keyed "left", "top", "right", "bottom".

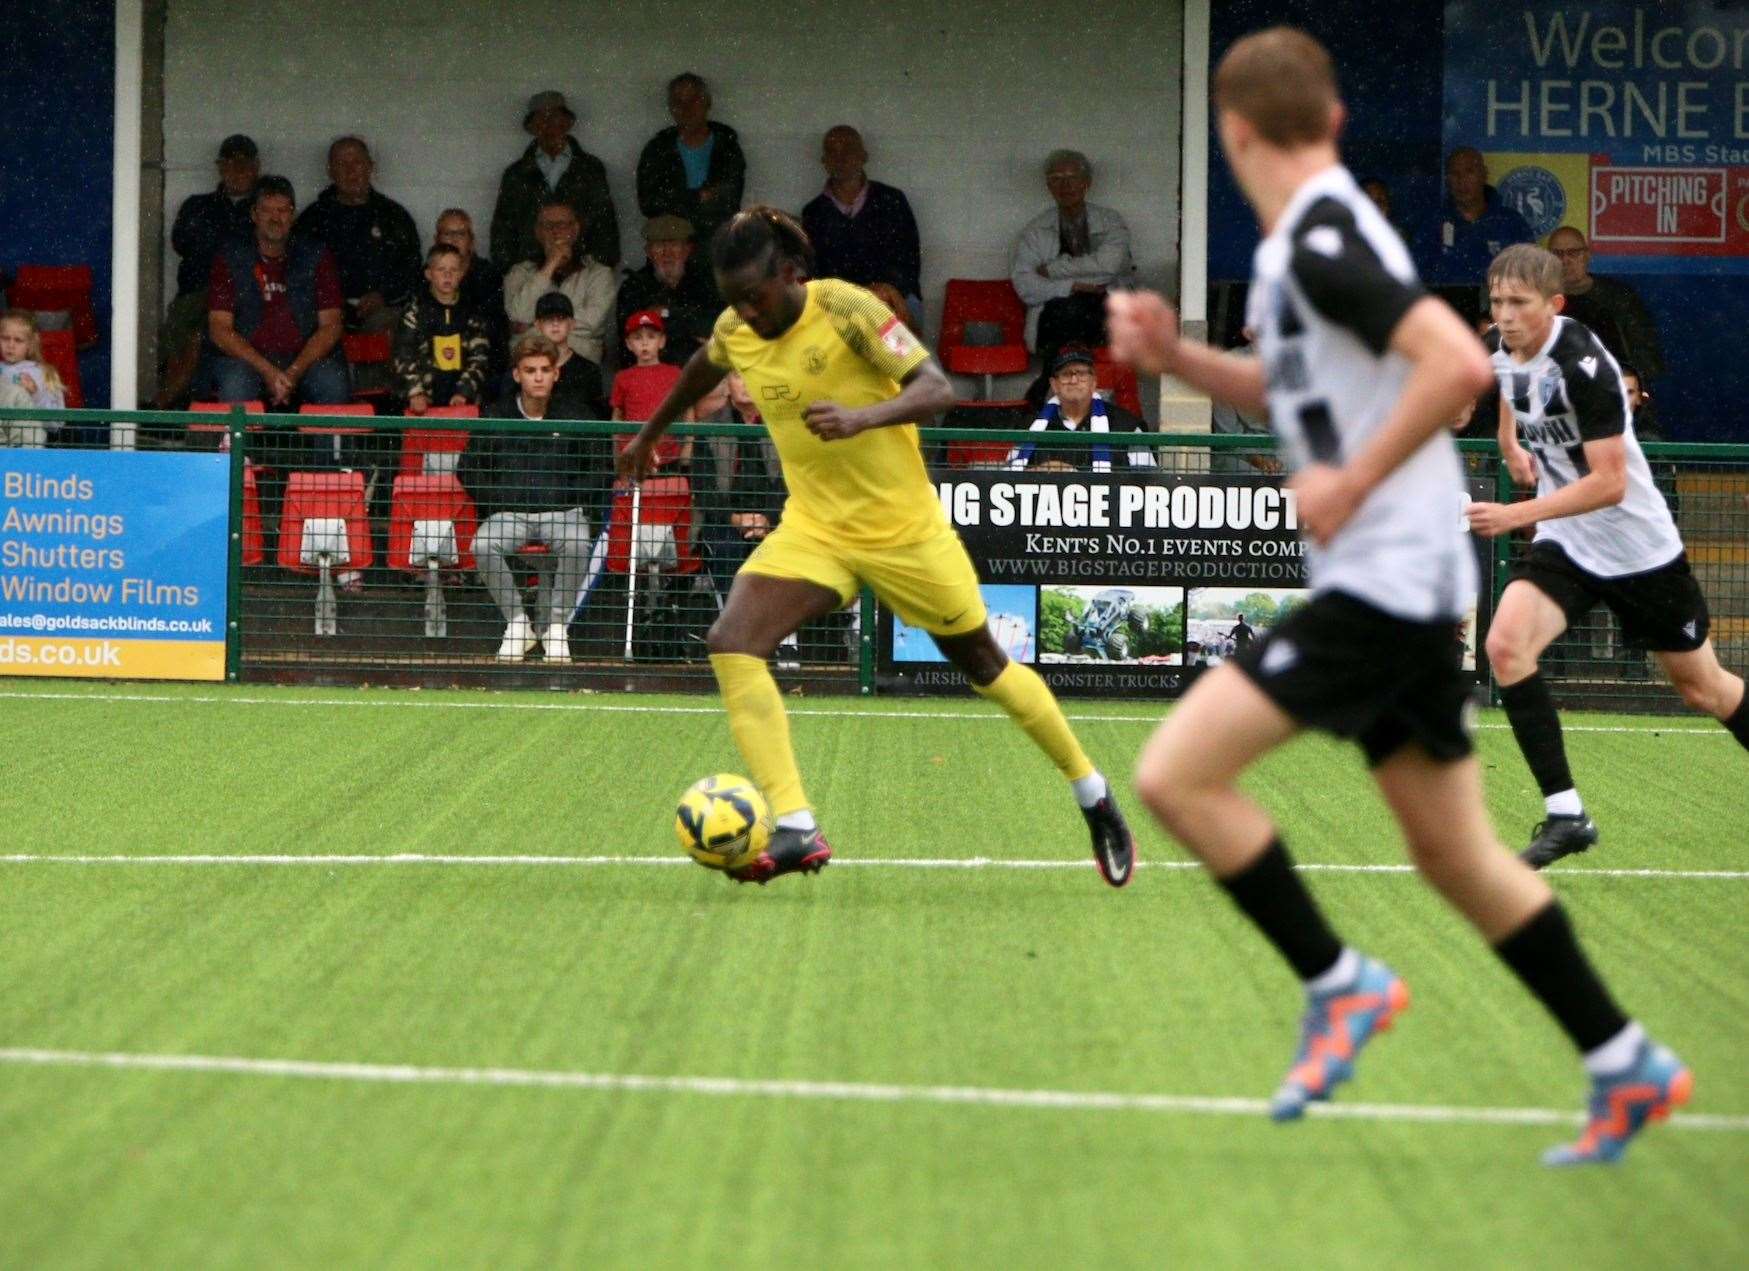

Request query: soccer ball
[{"left": 674, "top": 773, "right": 771, "bottom": 871}]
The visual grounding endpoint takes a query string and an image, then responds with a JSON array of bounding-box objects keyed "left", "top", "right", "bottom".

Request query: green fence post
[
  {"left": 858, "top": 586, "right": 876, "bottom": 695},
  {"left": 224, "top": 406, "right": 246, "bottom": 682}
]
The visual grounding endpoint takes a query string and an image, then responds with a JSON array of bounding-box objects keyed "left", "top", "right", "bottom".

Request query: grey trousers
[{"left": 474, "top": 508, "right": 592, "bottom": 624}]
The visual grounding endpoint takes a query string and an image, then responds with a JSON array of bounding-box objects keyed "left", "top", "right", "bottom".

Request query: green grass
[{"left": 0, "top": 681, "right": 1744, "bottom": 1268}]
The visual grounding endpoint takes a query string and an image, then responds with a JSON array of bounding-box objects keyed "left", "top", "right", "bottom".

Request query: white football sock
[
  {"left": 1583, "top": 1021, "right": 1645, "bottom": 1076},
  {"left": 1071, "top": 771, "right": 1108, "bottom": 809},
  {"left": 1545, "top": 789, "right": 1584, "bottom": 818},
  {"left": 1305, "top": 947, "right": 1361, "bottom": 994},
  {"left": 776, "top": 810, "right": 818, "bottom": 833}
]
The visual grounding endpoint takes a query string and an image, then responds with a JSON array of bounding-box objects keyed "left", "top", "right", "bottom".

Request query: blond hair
[
  {"left": 1213, "top": 27, "right": 1340, "bottom": 146},
  {"left": 0, "top": 311, "right": 66, "bottom": 395},
  {"left": 1487, "top": 244, "right": 1563, "bottom": 299}
]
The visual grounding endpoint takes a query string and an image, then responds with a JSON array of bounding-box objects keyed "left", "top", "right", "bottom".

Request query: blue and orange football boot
[
  {"left": 1543, "top": 1040, "right": 1692, "bottom": 1166},
  {"left": 1269, "top": 956, "right": 1410, "bottom": 1121}
]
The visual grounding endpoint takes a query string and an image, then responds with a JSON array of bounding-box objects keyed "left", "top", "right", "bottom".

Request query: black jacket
[
  {"left": 292, "top": 186, "right": 422, "bottom": 307},
  {"left": 615, "top": 258, "right": 721, "bottom": 365},
  {"left": 461, "top": 395, "right": 612, "bottom": 524},
  {"left": 171, "top": 186, "right": 255, "bottom": 298},
  {"left": 491, "top": 137, "right": 620, "bottom": 270},
  {"left": 636, "top": 122, "right": 746, "bottom": 247}
]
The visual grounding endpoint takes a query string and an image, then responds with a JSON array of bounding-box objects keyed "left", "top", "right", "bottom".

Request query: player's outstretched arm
[
  {"left": 803, "top": 358, "right": 955, "bottom": 441},
  {"left": 1467, "top": 435, "right": 1628, "bottom": 538},
  {"left": 1294, "top": 297, "right": 1493, "bottom": 543},
  {"left": 617, "top": 346, "right": 729, "bottom": 480},
  {"left": 1106, "top": 290, "right": 1267, "bottom": 413}
]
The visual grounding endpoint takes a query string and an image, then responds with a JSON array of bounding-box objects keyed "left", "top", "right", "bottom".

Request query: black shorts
[
  {"left": 1234, "top": 592, "right": 1475, "bottom": 768},
  {"left": 1510, "top": 542, "right": 1709, "bottom": 653}
]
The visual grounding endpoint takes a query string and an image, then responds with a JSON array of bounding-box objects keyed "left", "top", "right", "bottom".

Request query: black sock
[
  {"left": 1725, "top": 689, "right": 1749, "bottom": 751},
  {"left": 1493, "top": 902, "right": 1629, "bottom": 1053},
  {"left": 1499, "top": 673, "right": 1577, "bottom": 799},
  {"left": 1218, "top": 839, "right": 1343, "bottom": 982}
]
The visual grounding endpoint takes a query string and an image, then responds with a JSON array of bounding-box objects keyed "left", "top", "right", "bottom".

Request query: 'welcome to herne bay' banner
[
  {"left": 0, "top": 450, "right": 228, "bottom": 681},
  {"left": 1446, "top": 1, "right": 1749, "bottom": 272}
]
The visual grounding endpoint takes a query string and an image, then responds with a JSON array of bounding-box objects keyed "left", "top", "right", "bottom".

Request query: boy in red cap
[{"left": 612, "top": 308, "right": 690, "bottom": 466}]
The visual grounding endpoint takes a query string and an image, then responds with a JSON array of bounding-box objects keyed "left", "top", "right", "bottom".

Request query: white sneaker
[
  {"left": 496, "top": 615, "right": 535, "bottom": 661},
  {"left": 542, "top": 623, "right": 571, "bottom": 663}
]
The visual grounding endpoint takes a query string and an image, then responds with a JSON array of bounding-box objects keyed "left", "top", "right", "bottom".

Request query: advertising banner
[
  {"left": 1444, "top": 2, "right": 1749, "bottom": 272},
  {"left": 0, "top": 450, "right": 229, "bottom": 680},
  {"left": 879, "top": 471, "right": 1492, "bottom": 698}
]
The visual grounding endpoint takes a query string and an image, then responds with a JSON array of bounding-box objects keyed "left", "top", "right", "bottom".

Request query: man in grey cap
[
  {"left": 614, "top": 214, "right": 719, "bottom": 365},
  {"left": 157, "top": 133, "right": 260, "bottom": 406},
  {"left": 490, "top": 90, "right": 620, "bottom": 271}
]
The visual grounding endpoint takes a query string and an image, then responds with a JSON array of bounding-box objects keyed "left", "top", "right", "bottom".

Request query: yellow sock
[
  {"left": 710, "top": 653, "right": 810, "bottom": 817},
  {"left": 973, "top": 661, "right": 1095, "bottom": 782}
]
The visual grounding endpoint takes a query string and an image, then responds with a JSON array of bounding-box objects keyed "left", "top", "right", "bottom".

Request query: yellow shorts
[{"left": 740, "top": 522, "right": 988, "bottom": 637}]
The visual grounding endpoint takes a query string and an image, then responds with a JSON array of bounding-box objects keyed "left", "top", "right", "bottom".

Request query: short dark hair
[
  {"left": 426, "top": 243, "right": 462, "bottom": 264},
  {"left": 711, "top": 206, "right": 814, "bottom": 277},
  {"left": 328, "top": 134, "right": 370, "bottom": 163},
  {"left": 252, "top": 174, "right": 295, "bottom": 207},
  {"left": 1213, "top": 26, "right": 1339, "bottom": 146},
  {"left": 537, "top": 194, "right": 580, "bottom": 222},
  {"left": 1617, "top": 361, "right": 1643, "bottom": 384},
  {"left": 668, "top": 72, "right": 708, "bottom": 98}
]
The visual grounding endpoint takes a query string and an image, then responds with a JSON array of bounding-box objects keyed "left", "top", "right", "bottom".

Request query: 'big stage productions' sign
[
  {"left": 1445, "top": 1, "right": 1749, "bottom": 272},
  {"left": 0, "top": 450, "right": 229, "bottom": 680},
  {"left": 878, "top": 472, "right": 1312, "bottom": 698}
]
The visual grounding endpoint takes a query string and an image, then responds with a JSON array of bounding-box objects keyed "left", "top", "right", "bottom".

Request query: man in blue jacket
[
  {"left": 1415, "top": 146, "right": 1532, "bottom": 324},
  {"left": 801, "top": 125, "right": 923, "bottom": 327}
]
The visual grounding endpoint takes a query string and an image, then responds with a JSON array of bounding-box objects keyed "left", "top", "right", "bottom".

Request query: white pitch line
[
  {"left": 0, "top": 853, "right": 1742, "bottom": 879},
  {"left": 0, "top": 689, "right": 1727, "bottom": 734},
  {"left": 0, "top": 1047, "right": 1741, "bottom": 1133}
]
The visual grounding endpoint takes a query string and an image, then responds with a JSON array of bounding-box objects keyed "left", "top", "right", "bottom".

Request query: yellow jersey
[{"left": 705, "top": 278, "right": 947, "bottom": 548}]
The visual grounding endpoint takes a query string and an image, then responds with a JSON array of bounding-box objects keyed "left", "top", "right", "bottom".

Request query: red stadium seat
[
  {"left": 188, "top": 398, "right": 264, "bottom": 442},
  {"left": 36, "top": 328, "right": 83, "bottom": 409},
  {"left": 241, "top": 462, "right": 265, "bottom": 566},
  {"left": 342, "top": 330, "right": 392, "bottom": 403},
  {"left": 11, "top": 264, "right": 99, "bottom": 349},
  {"left": 399, "top": 415, "right": 473, "bottom": 478},
  {"left": 299, "top": 401, "right": 375, "bottom": 465},
  {"left": 1093, "top": 348, "right": 1144, "bottom": 417},
  {"left": 945, "top": 440, "right": 1014, "bottom": 469},
  {"left": 278, "top": 471, "right": 373, "bottom": 636},
  {"left": 605, "top": 477, "right": 700, "bottom": 576},
  {"left": 388, "top": 474, "right": 479, "bottom": 637},
  {"left": 939, "top": 279, "right": 1030, "bottom": 399}
]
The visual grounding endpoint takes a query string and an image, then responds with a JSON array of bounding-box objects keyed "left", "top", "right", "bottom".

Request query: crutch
[{"left": 622, "top": 481, "right": 642, "bottom": 661}]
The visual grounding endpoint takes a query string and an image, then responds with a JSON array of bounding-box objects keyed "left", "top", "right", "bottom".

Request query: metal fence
[{"left": 3, "top": 405, "right": 1744, "bottom": 713}]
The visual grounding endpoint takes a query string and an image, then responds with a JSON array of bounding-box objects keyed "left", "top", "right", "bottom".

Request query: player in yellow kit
[{"left": 618, "top": 207, "right": 1134, "bottom": 885}]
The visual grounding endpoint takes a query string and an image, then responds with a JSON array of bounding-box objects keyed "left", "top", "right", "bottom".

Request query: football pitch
[{"left": 0, "top": 681, "right": 1743, "bottom": 1268}]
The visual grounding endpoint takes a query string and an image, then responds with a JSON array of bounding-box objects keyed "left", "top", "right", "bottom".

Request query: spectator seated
[
  {"left": 277, "top": 471, "right": 373, "bottom": 635},
  {"left": 388, "top": 473, "right": 479, "bottom": 637}
]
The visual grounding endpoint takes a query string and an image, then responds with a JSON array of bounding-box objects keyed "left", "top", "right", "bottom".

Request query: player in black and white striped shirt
[
  {"left": 1108, "top": 26, "right": 1688, "bottom": 1166},
  {"left": 1467, "top": 245, "right": 1748, "bottom": 868}
]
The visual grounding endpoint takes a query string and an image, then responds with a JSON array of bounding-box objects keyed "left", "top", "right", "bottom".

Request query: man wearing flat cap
[
  {"left": 491, "top": 90, "right": 621, "bottom": 272},
  {"left": 614, "top": 214, "right": 719, "bottom": 365},
  {"left": 158, "top": 133, "right": 261, "bottom": 405}
]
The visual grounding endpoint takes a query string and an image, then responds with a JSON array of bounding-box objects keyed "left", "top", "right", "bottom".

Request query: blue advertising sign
[
  {"left": 0, "top": 449, "right": 229, "bottom": 679},
  {"left": 1445, "top": 2, "right": 1749, "bottom": 272}
]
